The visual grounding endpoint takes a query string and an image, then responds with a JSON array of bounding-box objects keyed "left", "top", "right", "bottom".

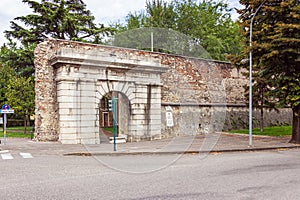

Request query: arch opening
[{"left": 98, "top": 91, "right": 131, "bottom": 142}]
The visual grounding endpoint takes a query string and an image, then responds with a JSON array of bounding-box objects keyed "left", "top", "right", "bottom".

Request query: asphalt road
[{"left": 0, "top": 149, "right": 300, "bottom": 200}]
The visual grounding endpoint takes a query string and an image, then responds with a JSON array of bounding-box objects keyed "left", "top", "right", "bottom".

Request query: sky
[{"left": 0, "top": 0, "right": 242, "bottom": 45}]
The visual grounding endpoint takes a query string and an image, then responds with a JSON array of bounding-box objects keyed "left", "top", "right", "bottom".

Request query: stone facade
[
  {"left": 34, "top": 39, "right": 167, "bottom": 144},
  {"left": 160, "top": 105, "right": 292, "bottom": 137},
  {"left": 34, "top": 39, "right": 292, "bottom": 144},
  {"left": 159, "top": 56, "right": 292, "bottom": 136}
]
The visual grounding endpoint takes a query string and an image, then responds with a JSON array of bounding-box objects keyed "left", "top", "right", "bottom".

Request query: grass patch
[
  {"left": 5, "top": 127, "right": 27, "bottom": 131},
  {"left": 0, "top": 126, "right": 34, "bottom": 138},
  {"left": 229, "top": 126, "right": 292, "bottom": 136},
  {"left": 103, "top": 127, "right": 118, "bottom": 133},
  {"left": 0, "top": 132, "right": 33, "bottom": 139}
]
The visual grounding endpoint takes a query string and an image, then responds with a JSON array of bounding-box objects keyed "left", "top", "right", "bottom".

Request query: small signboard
[
  {"left": 0, "top": 110, "right": 14, "bottom": 114},
  {"left": 166, "top": 111, "right": 174, "bottom": 127},
  {"left": 0, "top": 117, "right": 3, "bottom": 124}
]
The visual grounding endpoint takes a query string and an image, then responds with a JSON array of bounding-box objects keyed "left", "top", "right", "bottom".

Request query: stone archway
[
  {"left": 34, "top": 39, "right": 167, "bottom": 144},
  {"left": 95, "top": 80, "right": 164, "bottom": 143},
  {"left": 97, "top": 87, "right": 132, "bottom": 141}
]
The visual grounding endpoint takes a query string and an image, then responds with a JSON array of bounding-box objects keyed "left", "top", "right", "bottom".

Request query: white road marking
[
  {"left": 19, "top": 153, "right": 33, "bottom": 159},
  {"left": 0, "top": 150, "right": 9, "bottom": 154},
  {"left": 1, "top": 153, "right": 14, "bottom": 160}
]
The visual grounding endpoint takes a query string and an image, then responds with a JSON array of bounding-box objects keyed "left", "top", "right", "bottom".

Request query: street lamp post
[{"left": 249, "top": 0, "right": 267, "bottom": 146}]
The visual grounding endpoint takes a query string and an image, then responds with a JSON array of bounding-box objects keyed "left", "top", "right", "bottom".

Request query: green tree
[
  {"left": 0, "top": 63, "right": 33, "bottom": 133},
  {"left": 237, "top": 0, "right": 300, "bottom": 143},
  {"left": 5, "top": 0, "right": 114, "bottom": 44},
  {"left": 114, "top": 0, "right": 242, "bottom": 61},
  {"left": 244, "top": 72, "right": 278, "bottom": 132},
  {"left": 5, "top": 75, "right": 35, "bottom": 133},
  {"left": 175, "top": 0, "right": 241, "bottom": 60},
  {"left": 0, "top": 41, "right": 35, "bottom": 77},
  {"left": 229, "top": 49, "right": 278, "bottom": 132},
  {"left": 3, "top": 0, "right": 115, "bottom": 77},
  {"left": 0, "top": 64, "right": 14, "bottom": 104},
  {"left": 144, "top": 0, "right": 177, "bottom": 28}
]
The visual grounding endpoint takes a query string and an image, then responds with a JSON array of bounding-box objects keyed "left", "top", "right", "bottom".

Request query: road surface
[{"left": 0, "top": 149, "right": 299, "bottom": 199}]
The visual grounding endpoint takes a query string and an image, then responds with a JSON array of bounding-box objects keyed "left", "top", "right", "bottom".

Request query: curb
[
  {"left": 63, "top": 145, "right": 300, "bottom": 156},
  {"left": 217, "top": 132, "right": 291, "bottom": 138}
]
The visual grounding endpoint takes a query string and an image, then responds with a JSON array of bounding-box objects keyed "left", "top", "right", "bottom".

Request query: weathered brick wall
[{"left": 160, "top": 56, "right": 247, "bottom": 104}]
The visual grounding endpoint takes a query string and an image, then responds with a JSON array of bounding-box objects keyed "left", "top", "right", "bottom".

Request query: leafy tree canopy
[
  {"left": 0, "top": 41, "right": 35, "bottom": 77},
  {"left": 112, "top": 0, "right": 242, "bottom": 61},
  {"left": 5, "top": 0, "right": 115, "bottom": 45},
  {"left": 5, "top": 75, "right": 35, "bottom": 118},
  {"left": 236, "top": 0, "right": 300, "bottom": 143},
  {"left": 0, "top": 64, "right": 14, "bottom": 105}
]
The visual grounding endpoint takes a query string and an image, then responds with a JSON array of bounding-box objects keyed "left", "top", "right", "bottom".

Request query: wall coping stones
[{"left": 50, "top": 47, "right": 169, "bottom": 74}]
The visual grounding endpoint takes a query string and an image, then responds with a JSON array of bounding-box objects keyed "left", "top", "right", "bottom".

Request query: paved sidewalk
[{"left": 0, "top": 132, "right": 299, "bottom": 156}]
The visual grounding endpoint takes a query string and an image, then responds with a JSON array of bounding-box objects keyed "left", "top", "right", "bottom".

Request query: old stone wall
[
  {"left": 224, "top": 106, "right": 292, "bottom": 130},
  {"left": 159, "top": 55, "right": 291, "bottom": 135},
  {"left": 35, "top": 39, "right": 292, "bottom": 143},
  {"left": 160, "top": 57, "right": 247, "bottom": 104},
  {"left": 34, "top": 40, "right": 59, "bottom": 141},
  {"left": 160, "top": 105, "right": 292, "bottom": 137}
]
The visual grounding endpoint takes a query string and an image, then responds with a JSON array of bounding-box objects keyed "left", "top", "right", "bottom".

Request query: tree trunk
[
  {"left": 260, "top": 105, "right": 264, "bottom": 133},
  {"left": 260, "top": 90, "right": 264, "bottom": 133},
  {"left": 289, "top": 105, "right": 300, "bottom": 144},
  {"left": 24, "top": 116, "right": 27, "bottom": 134}
]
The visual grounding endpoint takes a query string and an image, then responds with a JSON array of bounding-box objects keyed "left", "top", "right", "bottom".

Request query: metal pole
[
  {"left": 113, "top": 97, "right": 117, "bottom": 151},
  {"left": 249, "top": 0, "right": 266, "bottom": 146},
  {"left": 3, "top": 113, "right": 7, "bottom": 145}
]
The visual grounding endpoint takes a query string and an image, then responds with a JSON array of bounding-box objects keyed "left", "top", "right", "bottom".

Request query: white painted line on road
[
  {"left": 20, "top": 153, "right": 33, "bottom": 159},
  {"left": 0, "top": 150, "right": 9, "bottom": 154},
  {"left": 1, "top": 153, "right": 14, "bottom": 160}
]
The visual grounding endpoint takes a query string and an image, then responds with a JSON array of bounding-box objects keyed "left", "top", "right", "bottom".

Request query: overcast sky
[{"left": 0, "top": 0, "right": 242, "bottom": 45}]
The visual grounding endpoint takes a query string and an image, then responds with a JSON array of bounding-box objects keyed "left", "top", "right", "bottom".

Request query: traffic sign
[
  {"left": 1, "top": 104, "right": 14, "bottom": 145},
  {"left": 108, "top": 100, "right": 113, "bottom": 111},
  {"left": 1, "top": 104, "right": 14, "bottom": 113},
  {"left": 1, "top": 104, "right": 10, "bottom": 110}
]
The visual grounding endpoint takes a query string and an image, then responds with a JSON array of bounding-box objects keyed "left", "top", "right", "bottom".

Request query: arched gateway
[{"left": 34, "top": 39, "right": 167, "bottom": 144}]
